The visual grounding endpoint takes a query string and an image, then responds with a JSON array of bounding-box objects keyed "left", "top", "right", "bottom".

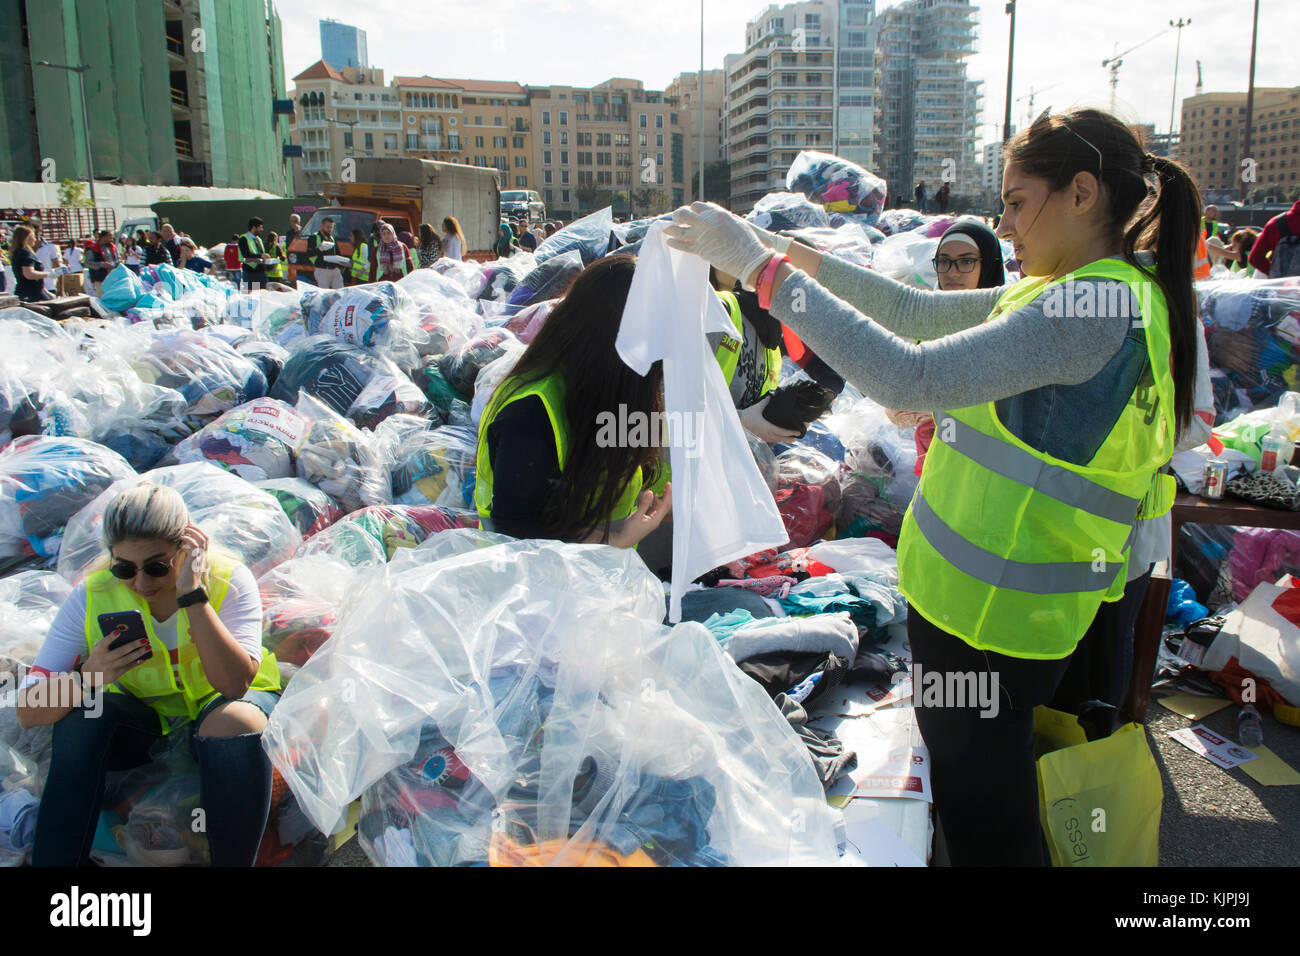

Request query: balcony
[{"left": 420, "top": 135, "right": 443, "bottom": 150}]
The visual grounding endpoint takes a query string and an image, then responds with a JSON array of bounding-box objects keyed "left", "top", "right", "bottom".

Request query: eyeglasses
[
  {"left": 932, "top": 256, "right": 982, "bottom": 274},
  {"left": 110, "top": 550, "right": 179, "bottom": 581}
]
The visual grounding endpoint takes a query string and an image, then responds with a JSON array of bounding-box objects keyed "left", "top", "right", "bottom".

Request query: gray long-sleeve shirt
[{"left": 769, "top": 254, "right": 1133, "bottom": 414}]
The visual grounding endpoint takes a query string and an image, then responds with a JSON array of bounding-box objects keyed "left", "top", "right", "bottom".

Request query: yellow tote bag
[{"left": 1034, "top": 707, "right": 1163, "bottom": 867}]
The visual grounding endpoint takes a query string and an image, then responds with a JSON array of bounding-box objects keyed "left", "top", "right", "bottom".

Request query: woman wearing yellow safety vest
[
  {"left": 348, "top": 227, "right": 370, "bottom": 285},
  {"left": 666, "top": 108, "right": 1202, "bottom": 866},
  {"left": 476, "top": 254, "right": 672, "bottom": 548},
  {"left": 18, "top": 483, "right": 281, "bottom": 867}
]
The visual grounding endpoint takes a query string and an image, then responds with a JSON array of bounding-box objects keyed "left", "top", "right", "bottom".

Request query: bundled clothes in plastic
[
  {"left": 56, "top": 462, "right": 301, "bottom": 583},
  {"left": 0, "top": 437, "right": 136, "bottom": 565},
  {"left": 130, "top": 329, "right": 268, "bottom": 431},
  {"left": 786, "top": 150, "right": 888, "bottom": 219},
  {"left": 166, "top": 398, "right": 306, "bottom": 482},
  {"left": 439, "top": 329, "right": 519, "bottom": 400},
  {"left": 262, "top": 533, "right": 841, "bottom": 865},
  {"left": 746, "top": 192, "right": 832, "bottom": 232},
  {"left": 256, "top": 478, "right": 343, "bottom": 540},
  {"left": 506, "top": 251, "right": 583, "bottom": 314},
  {"left": 269, "top": 335, "right": 401, "bottom": 420},
  {"left": 292, "top": 392, "right": 391, "bottom": 515},
  {"left": 1199, "top": 277, "right": 1300, "bottom": 416},
  {"left": 532, "top": 207, "right": 614, "bottom": 266}
]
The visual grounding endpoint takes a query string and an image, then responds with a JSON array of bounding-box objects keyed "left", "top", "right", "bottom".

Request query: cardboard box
[{"left": 56, "top": 272, "right": 83, "bottom": 296}]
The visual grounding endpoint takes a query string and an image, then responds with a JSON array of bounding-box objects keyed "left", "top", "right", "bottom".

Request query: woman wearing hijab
[
  {"left": 370, "top": 221, "right": 415, "bottom": 282},
  {"left": 890, "top": 218, "right": 1009, "bottom": 475},
  {"left": 495, "top": 221, "right": 516, "bottom": 259}
]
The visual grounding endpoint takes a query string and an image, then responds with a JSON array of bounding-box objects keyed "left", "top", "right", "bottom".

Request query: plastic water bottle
[{"left": 1238, "top": 704, "right": 1264, "bottom": 748}]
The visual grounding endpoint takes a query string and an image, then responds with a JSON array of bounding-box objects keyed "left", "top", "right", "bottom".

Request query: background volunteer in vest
[
  {"left": 308, "top": 216, "right": 345, "bottom": 289},
  {"left": 348, "top": 227, "right": 370, "bottom": 285},
  {"left": 476, "top": 254, "right": 672, "bottom": 550},
  {"left": 17, "top": 484, "right": 281, "bottom": 867},
  {"left": 237, "top": 217, "right": 269, "bottom": 290},
  {"left": 371, "top": 221, "right": 415, "bottom": 282},
  {"left": 665, "top": 107, "right": 1201, "bottom": 866}
]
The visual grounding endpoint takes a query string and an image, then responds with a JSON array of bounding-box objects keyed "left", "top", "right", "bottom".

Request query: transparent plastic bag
[
  {"left": 293, "top": 392, "right": 391, "bottom": 515},
  {"left": 746, "top": 192, "right": 831, "bottom": 232},
  {"left": 257, "top": 553, "right": 358, "bottom": 667},
  {"left": 783, "top": 224, "right": 874, "bottom": 268},
  {"left": 298, "top": 504, "right": 473, "bottom": 564},
  {"left": 430, "top": 258, "right": 490, "bottom": 298},
  {"left": 344, "top": 368, "right": 431, "bottom": 432},
  {"left": 0, "top": 437, "right": 137, "bottom": 565},
  {"left": 166, "top": 398, "right": 306, "bottom": 482},
  {"left": 439, "top": 329, "right": 520, "bottom": 400},
  {"left": 825, "top": 396, "right": 918, "bottom": 530},
  {"left": 376, "top": 420, "right": 479, "bottom": 510},
  {"left": 785, "top": 150, "right": 888, "bottom": 217},
  {"left": 268, "top": 335, "right": 397, "bottom": 418},
  {"left": 532, "top": 207, "right": 614, "bottom": 265},
  {"left": 250, "top": 289, "right": 309, "bottom": 347},
  {"left": 1199, "top": 277, "right": 1300, "bottom": 414},
  {"left": 56, "top": 462, "right": 301, "bottom": 584},
  {"left": 870, "top": 230, "right": 939, "bottom": 289},
  {"left": 0, "top": 570, "right": 73, "bottom": 666},
  {"left": 263, "top": 535, "right": 841, "bottom": 864},
  {"left": 503, "top": 298, "right": 558, "bottom": 345},
  {"left": 470, "top": 341, "right": 525, "bottom": 427},
  {"left": 255, "top": 477, "right": 343, "bottom": 540},
  {"left": 312, "top": 281, "right": 421, "bottom": 360},
  {"left": 506, "top": 251, "right": 583, "bottom": 314},
  {"left": 130, "top": 329, "right": 268, "bottom": 429}
]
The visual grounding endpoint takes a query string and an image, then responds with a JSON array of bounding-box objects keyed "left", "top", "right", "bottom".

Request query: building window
[
  {"left": 656, "top": 114, "right": 664, "bottom": 129},
  {"left": 560, "top": 150, "right": 569, "bottom": 164},
  {"left": 543, "top": 150, "right": 552, "bottom": 164},
  {"left": 513, "top": 135, "right": 524, "bottom": 148},
  {"left": 656, "top": 133, "right": 664, "bottom": 148},
  {"left": 476, "top": 136, "right": 484, "bottom": 148},
  {"left": 475, "top": 115, "right": 483, "bottom": 125},
  {"left": 516, "top": 176, "right": 528, "bottom": 187},
  {"left": 562, "top": 189, "right": 570, "bottom": 203},
  {"left": 545, "top": 188, "right": 553, "bottom": 203},
  {"left": 640, "top": 113, "right": 648, "bottom": 128},
  {"left": 364, "top": 133, "right": 374, "bottom": 150},
  {"left": 544, "top": 169, "right": 553, "bottom": 184},
  {"left": 543, "top": 110, "right": 551, "bottom": 125},
  {"left": 495, "top": 116, "right": 503, "bottom": 126},
  {"left": 561, "top": 170, "right": 570, "bottom": 185},
  {"left": 344, "top": 132, "right": 353, "bottom": 148},
  {"left": 515, "top": 156, "right": 527, "bottom": 168},
  {"left": 559, "top": 111, "right": 568, "bottom": 125},
  {"left": 639, "top": 133, "right": 648, "bottom": 147},
  {"left": 385, "top": 134, "right": 397, "bottom": 150},
  {"left": 560, "top": 131, "right": 568, "bottom": 145},
  {"left": 493, "top": 136, "right": 507, "bottom": 148}
]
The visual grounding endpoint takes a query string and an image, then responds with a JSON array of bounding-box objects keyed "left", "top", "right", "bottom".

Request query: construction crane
[
  {"left": 1015, "top": 83, "right": 1062, "bottom": 129},
  {"left": 1101, "top": 25, "right": 1176, "bottom": 111}
]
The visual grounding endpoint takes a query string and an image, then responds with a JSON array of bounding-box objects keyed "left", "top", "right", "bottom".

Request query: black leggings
[{"left": 908, "top": 609, "right": 1072, "bottom": 866}]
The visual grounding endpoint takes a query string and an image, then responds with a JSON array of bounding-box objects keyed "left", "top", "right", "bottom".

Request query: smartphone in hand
[{"left": 98, "top": 610, "right": 153, "bottom": 661}]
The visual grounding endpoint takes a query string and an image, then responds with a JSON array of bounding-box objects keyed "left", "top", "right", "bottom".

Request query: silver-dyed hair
[{"left": 101, "top": 483, "right": 190, "bottom": 551}]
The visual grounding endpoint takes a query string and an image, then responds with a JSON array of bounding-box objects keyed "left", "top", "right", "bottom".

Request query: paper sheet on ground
[
  {"left": 1240, "top": 746, "right": 1300, "bottom": 786},
  {"left": 1168, "top": 724, "right": 1260, "bottom": 770},
  {"left": 1156, "top": 693, "right": 1232, "bottom": 721},
  {"left": 839, "top": 818, "right": 925, "bottom": 867}
]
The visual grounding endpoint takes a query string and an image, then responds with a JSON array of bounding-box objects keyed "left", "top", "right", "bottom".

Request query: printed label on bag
[
  {"left": 244, "top": 404, "right": 308, "bottom": 448},
  {"left": 1168, "top": 724, "right": 1259, "bottom": 769}
]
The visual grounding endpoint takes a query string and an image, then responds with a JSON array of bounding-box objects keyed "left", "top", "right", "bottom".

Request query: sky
[{"left": 281, "top": 0, "right": 1292, "bottom": 148}]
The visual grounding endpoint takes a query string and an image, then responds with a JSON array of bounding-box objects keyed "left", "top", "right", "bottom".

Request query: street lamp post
[
  {"left": 1240, "top": 0, "right": 1260, "bottom": 203},
  {"left": 1002, "top": 1, "right": 1017, "bottom": 144},
  {"left": 35, "top": 60, "right": 97, "bottom": 212},
  {"left": 1167, "top": 18, "right": 1190, "bottom": 148}
]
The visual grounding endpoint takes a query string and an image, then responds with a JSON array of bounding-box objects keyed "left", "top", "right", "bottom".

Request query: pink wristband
[{"left": 757, "top": 254, "right": 790, "bottom": 311}]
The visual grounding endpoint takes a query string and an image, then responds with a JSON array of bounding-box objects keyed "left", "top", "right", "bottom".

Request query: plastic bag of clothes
[
  {"left": 376, "top": 420, "right": 479, "bottom": 510},
  {"left": 250, "top": 289, "right": 308, "bottom": 348},
  {"left": 299, "top": 287, "right": 345, "bottom": 335},
  {"left": 344, "top": 366, "right": 431, "bottom": 431},
  {"left": 98, "top": 264, "right": 169, "bottom": 314},
  {"left": 0, "top": 437, "right": 137, "bottom": 566},
  {"left": 255, "top": 477, "right": 343, "bottom": 540},
  {"left": 826, "top": 395, "right": 919, "bottom": 539},
  {"left": 257, "top": 553, "right": 359, "bottom": 667},
  {"left": 786, "top": 150, "right": 888, "bottom": 218},
  {"left": 774, "top": 445, "right": 843, "bottom": 549},
  {"left": 470, "top": 343, "right": 525, "bottom": 427},
  {"left": 56, "top": 462, "right": 301, "bottom": 584},
  {"left": 0, "top": 315, "right": 92, "bottom": 444},
  {"left": 875, "top": 208, "right": 928, "bottom": 236},
  {"left": 1199, "top": 277, "right": 1300, "bottom": 416},
  {"left": 263, "top": 534, "right": 841, "bottom": 864},
  {"left": 297, "top": 504, "right": 473, "bottom": 564},
  {"left": 439, "top": 329, "right": 520, "bottom": 400},
  {"left": 533, "top": 207, "right": 615, "bottom": 266},
  {"left": 871, "top": 230, "right": 939, "bottom": 288},
  {"left": 165, "top": 398, "right": 307, "bottom": 482},
  {"left": 311, "top": 281, "right": 418, "bottom": 356},
  {"left": 293, "top": 392, "right": 391, "bottom": 515},
  {"left": 783, "top": 224, "right": 874, "bottom": 268},
  {"left": 234, "top": 339, "right": 289, "bottom": 393},
  {"left": 430, "top": 258, "right": 490, "bottom": 298},
  {"left": 504, "top": 298, "right": 558, "bottom": 345},
  {"left": 0, "top": 570, "right": 72, "bottom": 666},
  {"left": 477, "top": 255, "right": 536, "bottom": 303},
  {"left": 746, "top": 192, "right": 831, "bottom": 232},
  {"left": 506, "top": 251, "right": 583, "bottom": 313},
  {"left": 131, "top": 329, "right": 268, "bottom": 430},
  {"left": 269, "top": 335, "right": 399, "bottom": 419}
]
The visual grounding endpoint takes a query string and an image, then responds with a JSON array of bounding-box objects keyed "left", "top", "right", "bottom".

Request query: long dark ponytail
[
  {"left": 492, "top": 253, "right": 664, "bottom": 543},
  {"left": 1006, "top": 108, "right": 1201, "bottom": 436}
]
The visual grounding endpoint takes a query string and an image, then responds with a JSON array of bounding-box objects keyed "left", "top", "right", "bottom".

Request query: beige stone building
[
  {"left": 289, "top": 61, "right": 403, "bottom": 196},
  {"left": 1179, "top": 88, "right": 1299, "bottom": 199},
  {"left": 527, "top": 79, "right": 688, "bottom": 221},
  {"left": 398, "top": 78, "right": 532, "bottom": 191},
  {"left": 667, "top": 70, "right": 726, "bottom": 202}
]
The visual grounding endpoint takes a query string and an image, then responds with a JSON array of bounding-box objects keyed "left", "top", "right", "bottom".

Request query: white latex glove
[
  {"left": 740, "top": 396, "right": 803, "bottom": 444},
  {"left": 745, "top": 221, "right": 793, "bottom": 256},
  {"left": 664, "top": 202, "right": 775, "bottom": 290}
]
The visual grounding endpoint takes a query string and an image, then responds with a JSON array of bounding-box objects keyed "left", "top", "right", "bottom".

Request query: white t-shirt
[
  {"left": 442, "top": 235, "right": 463, "bottom": 261},
  {"left": 34, "top": 241, "right": 62, "bottom": 291},
  {"left": 65, "top": 248, "right": 83, "bottom": 273},
  {"left": 23, "top": 563, "right": 265, "bottom": 689}
]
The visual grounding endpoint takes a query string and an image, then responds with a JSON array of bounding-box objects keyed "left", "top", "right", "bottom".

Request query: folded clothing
[
  {"left": 774, "top": 693, "right": 857, "bottom": 790},
  {"left": 721, "top": 611, "right": 858, "bottom": 665}
]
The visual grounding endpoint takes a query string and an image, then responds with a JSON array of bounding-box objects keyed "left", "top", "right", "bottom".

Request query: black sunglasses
[{"left": 110, "top": 550, "right": 179, "bottom": 581}]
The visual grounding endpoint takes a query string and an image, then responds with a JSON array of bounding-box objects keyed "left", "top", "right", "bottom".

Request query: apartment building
[
  {"left": 528, "top": 79, "right": 687, "bottom": 221},
  {"left": 666, "top": 70, "right": 726, "bottom": 202},
  {"left": 290, "top": 62, "right": 403, "bottom": 196},
  {"left": 1178, "top": 88, "right": 1297, "bottom": 198},
  {"left": 724, "top": 2, "right": 841, "bottom": 213},
  {"left": 441, "top": 80, "right": 532, "bottom": 191},
  {"left": 874, "top": 0, "right": 982, "bottom": 204}
]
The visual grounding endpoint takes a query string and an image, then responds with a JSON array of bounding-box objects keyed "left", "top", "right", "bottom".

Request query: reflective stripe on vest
[
  {"left": 713, "top": 291, "right": 781, "bottom": 397},
  {"left": 896, "top": 258, "right": 1176, "bottom": 659},
  {"left": 84, "top": 554, "right": 280, "bottom": 733},
  {"left": 474, "top": 371, "right": 669, "bottom": 529}
]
